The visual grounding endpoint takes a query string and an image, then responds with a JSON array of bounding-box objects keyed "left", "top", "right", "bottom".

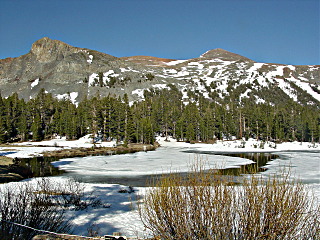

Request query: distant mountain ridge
[{"left": 0, "top": 37, "right": 319, "bottom": 106}]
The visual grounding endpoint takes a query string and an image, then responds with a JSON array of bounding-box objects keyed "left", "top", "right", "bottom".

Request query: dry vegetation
[
  {"left": 0, "top": 156, "right": 23, "bottom": 182},
  {"left": 0, "top": 178, "right": 104, "bottom": 240},
  {"left": 0, "top": 156, "right": 13, "bottom": 165},
  {"left": 140, "top": 161, "right": 320, "bottom": 240},
  {"left": 42, "top": 143, "right": 158, "bottom": 158}
]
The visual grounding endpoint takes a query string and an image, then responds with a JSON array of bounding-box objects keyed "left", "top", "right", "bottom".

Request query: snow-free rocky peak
[
  {"left": 30, "top": 37, "right": 77, "bottom": 62},
  {"left": 0, "top": 37, "right": 319, "bottom": 106},
  {"left": 200, "top": 48, "right": 254, "bottom": 62}
]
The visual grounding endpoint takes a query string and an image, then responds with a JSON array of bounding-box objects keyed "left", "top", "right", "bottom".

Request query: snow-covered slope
[{"left": 122, "top": 50, "right": 320, "bottom": 105}]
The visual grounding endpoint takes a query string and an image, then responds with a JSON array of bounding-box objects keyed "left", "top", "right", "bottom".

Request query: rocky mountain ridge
[{"left": 0, "top": 37, "right": 319, "bottom": 106}]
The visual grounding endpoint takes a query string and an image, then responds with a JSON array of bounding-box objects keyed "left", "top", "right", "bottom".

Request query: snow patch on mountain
[
  {"left": 56, "top": 92, "right": 79, "bottom": 106},
  {"left": 175, "top": 67, "right": 190, "bottom": 78},
  {"left": 31, "top": 78, "right": 39, "bottom": 88},
  {"left": 248, "top": 63, "right": 265, "bottom": 73},
  {"left": 132, "top": 89, "right": 145, "bottom": 99},
  {"left": 88, "top": 73, "right": 98, "bottom": 86},
  {"left": 199, "top": 50, "right": 211, "bottom": 58},
  {"left": 164, "top": 69, "right": 178, "bottom": 74},
  {"left": 288, "top": 77, "right": 320, "bottom": 102},
  {"left": 165, "top": 59, "right": 188, "bottom": 66},
  {"left": 239, "top": 89, "right": 252, "bottom": 101},
  {"left": 120, "top": 67, "right": 139, "bottom": 73},
  {"left": 87, "top": 55, "right": 93, "bottom": 64},
  {"left": 152, "top": 84, "right": 170, "bottom": 90},
  {"left": 188, "top": 62, "right": 204, "bottom": 69}
]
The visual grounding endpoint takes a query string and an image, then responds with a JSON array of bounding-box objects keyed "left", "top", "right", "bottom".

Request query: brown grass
[
  {"left": 42, "top": 144, "right": 157, "bottom": 158},
  {"left": 0, "top": 156, "right": 13, "bottom": 165}
]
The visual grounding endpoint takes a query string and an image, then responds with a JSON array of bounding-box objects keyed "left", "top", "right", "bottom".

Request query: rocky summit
[{"left": 0, "top": 37, "right": 319, "bottom": 106}]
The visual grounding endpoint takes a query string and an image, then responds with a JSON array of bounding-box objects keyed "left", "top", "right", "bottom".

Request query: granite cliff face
[
  {"left": 0, "top": 37, "right": 119, "bottom": 101},
  {"left": 0, "top": 37, "right": 319, "bottom": 106}
]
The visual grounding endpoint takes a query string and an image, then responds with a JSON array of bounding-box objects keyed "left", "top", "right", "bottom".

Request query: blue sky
[{"left": 0, "top": 0, "right": 319, "bottom": 65}]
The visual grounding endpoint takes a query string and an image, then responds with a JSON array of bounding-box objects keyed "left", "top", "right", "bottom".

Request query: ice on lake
[
  {"left": 52, "top": 145, "right": 254, "bottom": 177},
  {"left": 52, "top": 138, "right": 319, "bottom": 186}
]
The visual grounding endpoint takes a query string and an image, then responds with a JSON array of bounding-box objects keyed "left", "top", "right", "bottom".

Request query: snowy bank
[
  {"left": 156, "top": 137, "right": 320, "bottom": 153},
  {"left": 0, "top": 135, "right": 117, "bottom": 159},
  {"left": 1, "top": 136, "right": 318, "bottom": 159},
  {"left": 1, "top": 176, "right": 148, "bottom": 239},
  {"left": 2, "top": 175, "right": 319, "bottom": 239}
]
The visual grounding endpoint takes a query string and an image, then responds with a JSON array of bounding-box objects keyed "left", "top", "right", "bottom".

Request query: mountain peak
[
  {"left": 200, "top": 48, "right": 253, "bottom": 62},
  {"left": 30, "top": 37, "right": 77, "bottom": 62},
  {"left": 31, "top": 37, "right": 72, "bottom": 52}
]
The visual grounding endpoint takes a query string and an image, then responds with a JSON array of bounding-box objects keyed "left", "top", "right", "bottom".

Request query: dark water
[
  {"left": 13, "top": 156, "right": 65, "bottom": 179},
  {"left": 181, "top": 150, "right": 278, "bottom": 174},
  {"left": 216, "top": 153, "right": 278, "bottom": 175}
]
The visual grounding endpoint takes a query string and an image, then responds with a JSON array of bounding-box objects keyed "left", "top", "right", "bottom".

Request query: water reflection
[
  {"left": 217, "top": 153, "right": 278, "bottom": 175},
  {"left": 14, "top": 156, "right": 65, "bottom": 178},
  {"left": 182, "top": 150, "right": 278, "bottom": 175}
]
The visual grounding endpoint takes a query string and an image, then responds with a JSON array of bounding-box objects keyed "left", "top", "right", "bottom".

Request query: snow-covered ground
[
  {"left": 1, "top": 137, "right": 319, "bottom": 238},
  {"left": 0, "top": 135, "right": 117, "bottom": 159},
  {"left": 157, "top": 137, "right": 320, "bottom": 152},
  {"left": 1, "top": 136, "right": 318, "bottom": 159},
  {"left": 1, "top": 177, "right": 148, "bottom": 239}
]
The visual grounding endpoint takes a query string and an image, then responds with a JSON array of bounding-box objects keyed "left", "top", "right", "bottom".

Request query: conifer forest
[{"left": 1, "top": 87, "right": 319, "bottom": 145}]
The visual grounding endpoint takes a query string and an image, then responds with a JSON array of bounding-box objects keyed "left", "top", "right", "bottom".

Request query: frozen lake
[
  {"left": 261, "top": 151, "right": 320, "bottom": 185},
  {"left": 52, "top": 141, "right": 320, "bottom": 187}
]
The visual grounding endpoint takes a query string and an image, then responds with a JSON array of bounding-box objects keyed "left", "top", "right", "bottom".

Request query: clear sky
[{"left": 0, "top": 0, "right": 319, "bottom": 65}]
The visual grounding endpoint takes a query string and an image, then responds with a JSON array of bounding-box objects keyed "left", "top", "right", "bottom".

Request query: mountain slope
[{"left": 0, "top": 37, "right": 319, "bottom": 106}]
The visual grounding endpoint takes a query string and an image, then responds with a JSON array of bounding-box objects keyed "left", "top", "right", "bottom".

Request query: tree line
[{"left": 0, "top": 86, "right": 319, "bottom": 144}]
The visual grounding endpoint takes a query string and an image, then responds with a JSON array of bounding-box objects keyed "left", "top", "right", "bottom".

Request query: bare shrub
[
  {"left": 87, "top": 223, "right": 100, "bottom": 237},
  {"left": 0, "top": 181, "right": 72, "bottom": 240},
  {"left": 140, "top": 161, "right": 319, "bottom": 240},
  {"left": 0, "top": 177, "right": 102, "bottom": 239},
  {"left": 33, "top": 177, "right": 101, "bottom": 210},
  {"left": 236, "top": 171, "right": 320, "bottom": 239}
]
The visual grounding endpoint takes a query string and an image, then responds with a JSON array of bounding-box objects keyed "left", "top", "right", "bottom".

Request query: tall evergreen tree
[{"left": 31, "top": 111, "right": 43, "bottom": 141}]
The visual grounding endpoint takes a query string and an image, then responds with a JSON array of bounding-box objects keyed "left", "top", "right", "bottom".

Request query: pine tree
[
  {"left": 98, "top": 72, "right": 104, "bottom": 87},
  {"left": 17, "top": 100, "right": 29, "bottom": 141},
  {"left": 31, "top": 112, "right": 43, "bottom": 141},
  {"left": 0, "top": 116, "right": 6, "bottom": 143},
  {"left": 0, "top": 93, "right": 7, "bottom": 143}
]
